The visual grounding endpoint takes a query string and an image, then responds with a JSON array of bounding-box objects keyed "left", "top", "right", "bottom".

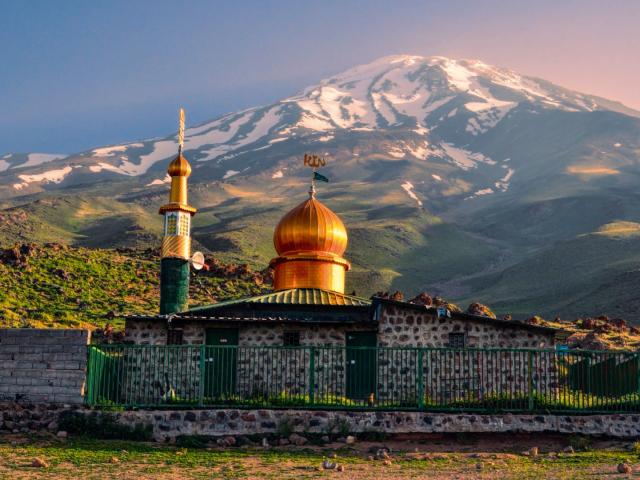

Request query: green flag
[{"left": 313, "top": 171, "right": 329, "bottom": 183}]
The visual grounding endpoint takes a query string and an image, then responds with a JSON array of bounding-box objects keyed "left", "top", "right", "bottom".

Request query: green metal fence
[{"left": 86, "top": 345, "right": 640, "bottom": 413}]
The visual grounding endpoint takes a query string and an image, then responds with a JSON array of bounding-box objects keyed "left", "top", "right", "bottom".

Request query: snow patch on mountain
[
  {"left": 401, "top": 181, "right": 423, "bottom": 206},
  {"left": 92, "top": 144, "right": 143, "bottom": 157},
  {"left": 440, "top": 143, "right": 496, "bottom": 170},
  {"left": 146, "top": 175, "right": 171, "bottom": 187},
  {"left": 223, "top": 170, "right": 239, "bottom": 180},
  {"left": 13, "top": 166, "right": 74, "bottom": 190}
]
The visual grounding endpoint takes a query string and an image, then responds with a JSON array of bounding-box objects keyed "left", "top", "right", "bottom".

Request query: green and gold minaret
[{"left": 159, "top": 108, "right": 196, "bottom": 315}]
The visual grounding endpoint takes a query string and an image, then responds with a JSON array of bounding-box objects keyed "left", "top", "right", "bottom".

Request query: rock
[
  {"left": 320, "top": 435, "right": 330, "bottom": 444},
  {"left": 31, "top": 458, "right": 49, "bottom": 468},
  {"left": 279, "top": 438, "right": 290, "bottom": 446},
  {"left": 288, "top": 433, "right": 308, "bottom": 446},
  {"left": 383, "top": 459, "right": 393, "bottom": 466},
  {"left": 617, "top": 463, "right": 633, "bottom": 474},
  {"left": 376, "top": 449, "right": 391, "bottom": 461},
  {"left": 367, "top": 455, "right": 374, "bottom": 461},
  {"left": 47, "top": 421, "right": 58, "bottom": 431},
  {"left": 528, "top": 447, "right": 539, "bottom": 458},
  {"left": 110, "top": 457, "right": 120, "bottom": 464},
  {"left": 322, "top": 460, "right": 337, "bottom": 470},
  {"left": 563, "top": 446, "right": 575, "bottom": 454},
  {"left": 56, "top": 431, "right": 68, "bottom": 439},
  {"left": 336, "top": 465, "right": 345, "bottom": 472},
  {"left": 476, "top": 462, "right": 483, "bottom": 471},
  {"left": 223, "top": 436, "right": 236, "bottom": 446},
  {"left": 345, "top": 435, "right": 356, "bottom": 445},
  {"left": 261, "top": 437, "right": 270, "bottom": 448}
]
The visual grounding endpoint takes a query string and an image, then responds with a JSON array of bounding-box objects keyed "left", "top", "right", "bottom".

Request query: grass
[
  {"left": 1, "top": 436, "right": 639, "bottom": 479},
  {"left": 0, "top": 244, "right": 269, "bottom": 329}
]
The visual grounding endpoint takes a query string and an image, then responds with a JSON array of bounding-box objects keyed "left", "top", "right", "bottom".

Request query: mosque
[{"left": 124, "top": 124, "right": 559, "bottom": 360}]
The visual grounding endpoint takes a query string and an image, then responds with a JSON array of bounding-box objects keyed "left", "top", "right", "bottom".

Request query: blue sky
[{"left": 1, "top": 0, "right": 638, "bottom": 153}]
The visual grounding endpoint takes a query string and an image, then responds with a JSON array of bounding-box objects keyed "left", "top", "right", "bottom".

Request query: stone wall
[
  {"left": 0, "top": 329, "right": 91, "bottom": 404},
  {"left": 122, "top": 317, "right": 559, "bottom": 407},
  {"left": 377, "top": 304, "right": 555, "bottom": 348},
  {"left": 3, "top": 403, "right": 637, "bottom": 441},
  {"left": 375, "top": 305, "right": 558, "bottom": 403}
]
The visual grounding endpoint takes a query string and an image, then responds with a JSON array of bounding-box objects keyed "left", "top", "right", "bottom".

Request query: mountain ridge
[{"left": 2, "top": 54, "right": 640, "bottom": 321}]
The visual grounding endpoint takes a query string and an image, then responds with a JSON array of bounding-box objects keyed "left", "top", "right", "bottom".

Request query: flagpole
[{"left": 310, "top": 167, "right": 316, "bottom": 199}]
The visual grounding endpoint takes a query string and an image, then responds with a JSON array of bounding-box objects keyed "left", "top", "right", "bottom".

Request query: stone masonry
[
  {"left": 3, "top": 403, "right": 638, "bottom": 441},
  {"left": 0, "top": 329, "right": 91, "bottom": 404}
]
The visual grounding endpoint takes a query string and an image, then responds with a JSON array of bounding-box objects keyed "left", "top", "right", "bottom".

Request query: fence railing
[{"left": 86, "top": 345, "right": 640, "bottom": 413}]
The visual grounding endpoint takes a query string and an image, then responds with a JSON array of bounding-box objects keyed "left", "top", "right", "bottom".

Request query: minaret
[{"left": 159, "top": 108, "right": 197, "bottom": 314}]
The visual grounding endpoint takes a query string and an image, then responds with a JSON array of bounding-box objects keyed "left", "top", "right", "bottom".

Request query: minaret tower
[{"left": 159, "top": 108, "right": 196, "bottom": 314}]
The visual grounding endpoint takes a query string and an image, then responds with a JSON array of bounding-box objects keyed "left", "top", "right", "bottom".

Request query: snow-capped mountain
[
  {"left": 4, "top": 55, "right": 640, "bottom": 319},
  {"left": 3, "top": 55, "right": 638, "bottom": 199}
]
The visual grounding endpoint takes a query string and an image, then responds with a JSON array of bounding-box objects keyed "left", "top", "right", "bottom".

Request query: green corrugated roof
[{"left": 188, "top": 288, "right": 371, "bottom": 312}]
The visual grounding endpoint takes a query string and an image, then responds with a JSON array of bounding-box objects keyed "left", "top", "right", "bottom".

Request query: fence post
[
  {"left": 636, "top": 353, "right": 640, "bottom": 394},
  {"left": 417, "top": 349, "right": 424, "bottom": 409},
  {"left": 308, "top": 347, "right": 316, "bottom": 406},
  {"left": 528, "top": 350, "right": 534, "bottom": 411},
  {"left": 198, "top": 344, "right": 205, "bottom": 407},
  {"left": 85, "top": 346, "right": 94, "bottom": 406}
]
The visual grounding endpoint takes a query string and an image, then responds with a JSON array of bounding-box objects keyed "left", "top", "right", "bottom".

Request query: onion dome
[
  {"left": 167, "top": 153, "right": 192, "bottom": 177},
  {"left": 274, "top": 197, "right": 348, "bottom": 257},
  {"left": 270, "top": 190, "right": 350, "bottom": 293}
]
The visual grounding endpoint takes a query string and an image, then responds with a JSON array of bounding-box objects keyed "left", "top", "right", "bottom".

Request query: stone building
[{"left": 121, "top": 140, "right": 559, "bottom": 405}]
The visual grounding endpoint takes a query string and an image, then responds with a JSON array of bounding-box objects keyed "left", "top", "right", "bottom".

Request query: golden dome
[
  {"left": 274, "top": 196, "right": 348, "bottom": 257},
  {"left": 167, "top": 153, "right": 192, "bottom": 177},
  {"left": 270, "top": 192, "right": 350, "bottom": 293}
]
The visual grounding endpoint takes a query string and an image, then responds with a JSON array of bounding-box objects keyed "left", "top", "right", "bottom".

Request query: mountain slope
[{"left": 2, "top": 55, "right": 640, "bottom": 321}]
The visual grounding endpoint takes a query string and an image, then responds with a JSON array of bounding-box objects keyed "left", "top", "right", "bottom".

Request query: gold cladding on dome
[
  {"left": 270, "top": 194, "right": 350, "bottom": 293},
  {"left": 273, "top": 197, "right": 348, "bottom": 257},
  {"left": 167, "top": 154, "right": 192, "bottom": 177}
]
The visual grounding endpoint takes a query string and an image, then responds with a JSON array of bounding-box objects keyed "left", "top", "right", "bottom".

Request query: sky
[{"left": 1, "top": 0, "right": 639, "bottom": 154}]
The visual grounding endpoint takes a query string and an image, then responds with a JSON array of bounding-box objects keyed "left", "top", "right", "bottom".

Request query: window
[
  {"left": 448, "top": 332, "right": 466, "bottom": 348},
  {"left": 167, "top": 329, "right": 184, "bottom": 345},
  {"left": 283, "top": 331, "right": 300, "bottom": 346},
  {"left": 164, "top": 212, "right": 190, "bottom": 236}
]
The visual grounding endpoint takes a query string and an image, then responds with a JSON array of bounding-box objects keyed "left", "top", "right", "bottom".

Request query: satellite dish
[{"left": 191, "top": 251, "right": 205, "bottom": 271}]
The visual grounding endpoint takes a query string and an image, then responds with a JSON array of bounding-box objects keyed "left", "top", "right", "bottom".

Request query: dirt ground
[{"left": 1, "top": 433, "right": 639, "bottom": 479}]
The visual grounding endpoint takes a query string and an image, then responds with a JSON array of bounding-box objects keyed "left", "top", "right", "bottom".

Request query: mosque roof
[{"left": 188, "top": 288, "right": 371, "bottom": 312}]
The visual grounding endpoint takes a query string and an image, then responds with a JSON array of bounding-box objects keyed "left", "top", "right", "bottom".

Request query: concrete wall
[{"left": 0, "top": 329, "right": 91, "bottom": 404}]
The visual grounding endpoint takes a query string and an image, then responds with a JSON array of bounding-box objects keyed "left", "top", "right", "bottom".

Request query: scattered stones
[
  {"left": 216, "top": 436, "right": 236, "bottom": 447},
  {"left": 375, "top": 449, "right": 391, "bottom": 461},
  {"left": 322, "top": 460, "right": 337, "bottom": 470},
  {"left": 617, "top": 463, "right": 633, "bottom": 474},
  {"left": 288, "top": 433, "right": 307, "bottom": 446},
  {"left": 31, "top": 458, "right": 49, "bottom": 468}
]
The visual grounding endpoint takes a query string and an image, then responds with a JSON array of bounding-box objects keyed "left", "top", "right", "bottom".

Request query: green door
[
  {"left": 204, "top": 329, "right": 238, "bottom": 400},
  {"left": 346, "top": 331, "right": 377, "bottom": 400}
]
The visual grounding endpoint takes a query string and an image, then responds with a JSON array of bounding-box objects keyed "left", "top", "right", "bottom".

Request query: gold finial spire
[{"left": 178, "top": 107, "right": 185, "bottom": 155}]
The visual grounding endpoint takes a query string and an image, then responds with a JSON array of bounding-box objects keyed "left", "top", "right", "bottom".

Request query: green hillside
[
  {"left": 0, "top": 243, "right": 269, "bottom": 329},
  {"left": 459, "top": 221, "right": 640, "bottom": 320}
]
